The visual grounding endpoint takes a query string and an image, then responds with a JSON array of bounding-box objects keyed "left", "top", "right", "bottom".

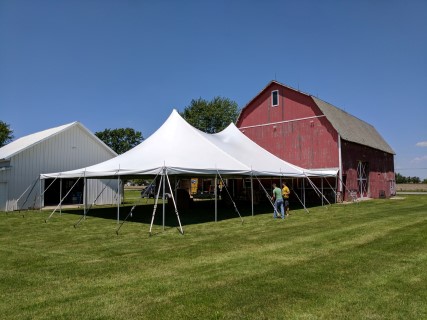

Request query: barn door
[
  {"left": 389, "top": 179, "right": 395, "bottom": 196},
  {"left": 357, "top": 161, "right": 369, "bottom": 198}
]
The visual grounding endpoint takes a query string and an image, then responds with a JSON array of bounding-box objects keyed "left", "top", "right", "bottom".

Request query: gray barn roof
[{"left": 312, "top": 96, "right": 395, "bottom": 155}]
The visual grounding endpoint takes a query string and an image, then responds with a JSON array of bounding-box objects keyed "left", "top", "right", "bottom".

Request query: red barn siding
[
  {"left": 238, "top": 83, "right": 339, "bottom": 169},
  {"left": 341, "top": 141, "right": 395, "bottom": 199},
  {"left": 237, "top": 81, "right": 395, "bottom": 201}
]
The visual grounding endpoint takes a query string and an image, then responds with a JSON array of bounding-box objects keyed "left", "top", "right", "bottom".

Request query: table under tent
[{"left": 41, "top": 110, "right": 337, "bottom": 234}]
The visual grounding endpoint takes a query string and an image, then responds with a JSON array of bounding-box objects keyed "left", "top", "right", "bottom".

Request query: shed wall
[{"left": 0, "top": 125, "right": 118, "bottom": 211}]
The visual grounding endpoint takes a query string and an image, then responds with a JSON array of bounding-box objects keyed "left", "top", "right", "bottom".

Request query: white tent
[
  {"left": 209, "top": 123, "right": 337, "bottom": 177},
  {"left": 41, "top": 110, "right": 336, "bottom": 179},
  {"left": 41, "top": 110, "right": 337, "bottom": 233}
]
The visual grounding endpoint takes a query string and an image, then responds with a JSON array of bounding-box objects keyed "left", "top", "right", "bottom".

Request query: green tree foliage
[
  {"left": 180, "top": 96, "right": 240, "bottom": 133},
  {"left": 396, "top": 172, "right": 422, "bottom": 184},
  {"left": 95, "top": 128, "right": 143, "bottom": 154},
  {"left": 0, "top": 121, "right": 14, "bottom": 147}
]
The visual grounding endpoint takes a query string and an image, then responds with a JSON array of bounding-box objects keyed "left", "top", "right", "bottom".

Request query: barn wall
[
  {"left": 237, "top": 82, "right": 396, "bottom": 200},
  {"left": 238, "top": 83, "right": 339, "bottom": 169},
  {"left": 1, "top": 125, "right": 118, "bottom": 211},
  {"left": 341, "top": 141, "right": 395, "bottom": 200}
]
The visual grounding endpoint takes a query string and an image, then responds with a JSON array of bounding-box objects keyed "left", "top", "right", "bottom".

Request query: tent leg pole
[
  {"left": 306, "top": 176, "right": 332, "bottom": 206},
  {"left": 217, "top": 170, "right": 243, "bottom": 224},
  {"left": 321, "top": 178, "right": 324, "bottom": 207},
  {"left": 254, "top": 175, "right": 276, "bottom": 213},
  {"left": 39, "top": 178, "right": 42, "bottom": 212},
  {"left": 116, "top": 205, "right": 136, "bottom": 235},
  {"left": 117, "top": 176, "right": 120, "bottom": 224},
  {"left": 251, "top": 174, "right": 254, "bottom": 216},
  {"left": 174, "top": 176, "right": 177, "bottom": 207},
  {"left": 215, "top": 175, "right": 217, "bottom": 222},
  {"left": 303, "top": 179, "right": 306, "bottom": 208},
  {"left": 293, "top": 184, "right": 309, "bottom": 214},
  {"left": 165, "top": 173, "right": 184, "bottom": 235},
  {"left": 149, "top": 175, "right": 163, "bottom": 235},
  {"left": 336, "top": 175, "right": 338, "bottom": 203},
  {"left": 84, "top": 177, "right": 87, "bottom": 219},
  {"left": 59, "top": 178, "right": 62, "bottom": 215},
  {"left": 46, "top": 177, "right": 81, "bottom": 222}
]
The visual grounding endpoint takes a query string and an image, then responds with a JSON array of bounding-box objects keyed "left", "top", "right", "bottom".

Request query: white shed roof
[{"left": 0, "top": 122, "right": 117, "bottom": 160}]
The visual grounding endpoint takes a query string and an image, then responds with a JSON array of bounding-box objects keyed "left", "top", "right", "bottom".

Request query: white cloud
[
  {"left": 416, "top": 141, "right": 427, "bottom": 147},
  {"left": 411, "top": 155, "right": 427, "bottom": 164}
]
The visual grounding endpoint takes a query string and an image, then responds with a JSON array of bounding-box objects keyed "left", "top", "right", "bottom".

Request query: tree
[
  {"left": 0, "top": 121, "right": 14, "bottom": 147},
  {"left": 180, "top": 96, "right": 240, "bottom": 133},
  {"left": 396, "top": 172, "right": 423, "bottom": 184},
  {"left": 95, "top": 128, "right": 143, "bottom": 154},
  {"left": 395, "top": 173, "right": 406, "bottom": 183}
]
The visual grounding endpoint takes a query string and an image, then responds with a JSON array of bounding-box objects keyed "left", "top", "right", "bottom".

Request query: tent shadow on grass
[{"left": 58, "top": 199, "right": 286, "bottom": 228}]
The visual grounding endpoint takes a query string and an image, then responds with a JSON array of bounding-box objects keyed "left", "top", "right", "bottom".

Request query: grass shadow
[{"left": 56, "top": 199, "right": 280, "bottom": 228}]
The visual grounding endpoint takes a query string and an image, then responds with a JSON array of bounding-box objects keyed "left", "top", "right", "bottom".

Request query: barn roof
[
  {"left": 238, "top": 80, "right": 395, "bottom": 155},
  {"left": 0, "top": 122, "right": 117, "bottom": 160},
  {"left": 311, "top": 97, "right": 395, "bottom": 155}
]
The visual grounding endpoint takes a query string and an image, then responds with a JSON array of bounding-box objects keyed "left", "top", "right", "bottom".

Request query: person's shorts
[{"left": 284, "top": 200, "right": 289, "bottom": 207}]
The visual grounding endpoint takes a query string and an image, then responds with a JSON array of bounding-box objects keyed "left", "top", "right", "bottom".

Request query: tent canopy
[
  {"left": 41, "top": 110, "right": 337, "bottom": 179},
  {"left": 209, "top": 123, "right": 337, "bottom": 177}
]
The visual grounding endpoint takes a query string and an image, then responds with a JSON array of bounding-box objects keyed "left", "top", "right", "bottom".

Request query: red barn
[{"left": 236, "top": 81, "right": 395, "bottom": 201}]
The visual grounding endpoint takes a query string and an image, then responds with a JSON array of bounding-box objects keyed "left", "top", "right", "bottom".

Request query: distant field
[
  {"left": 396, "top": 183, "right": 427, "bottom": 192},
  {"left": 1, "top": 195, "right": 426, "bottom": 319}
]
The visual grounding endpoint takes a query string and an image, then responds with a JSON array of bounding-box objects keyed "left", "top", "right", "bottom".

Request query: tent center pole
[{"left": 162, "top": 167, "right": 166, "bottom": 231}]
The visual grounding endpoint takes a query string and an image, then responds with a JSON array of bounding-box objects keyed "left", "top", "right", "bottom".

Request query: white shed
[{"left": 0, "top": 122, "right": 119, "bottom": 211}]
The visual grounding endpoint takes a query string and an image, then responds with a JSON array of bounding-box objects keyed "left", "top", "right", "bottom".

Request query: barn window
[{"left": 271, "top": 90, "right": 279, "bottom": 107}]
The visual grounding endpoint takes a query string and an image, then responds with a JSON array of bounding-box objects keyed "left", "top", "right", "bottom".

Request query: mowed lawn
[{"left": 0, "top": 194, "right": 426, "bottom": 319}]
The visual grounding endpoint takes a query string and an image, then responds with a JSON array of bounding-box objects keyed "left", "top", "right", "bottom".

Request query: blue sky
[{"left": 1, "top": 0, "right": 426, "bottom": 179}]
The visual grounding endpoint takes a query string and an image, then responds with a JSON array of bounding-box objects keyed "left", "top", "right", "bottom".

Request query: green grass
[{"left": 1, "top": 195, "right": 426, "bottom": 319}]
